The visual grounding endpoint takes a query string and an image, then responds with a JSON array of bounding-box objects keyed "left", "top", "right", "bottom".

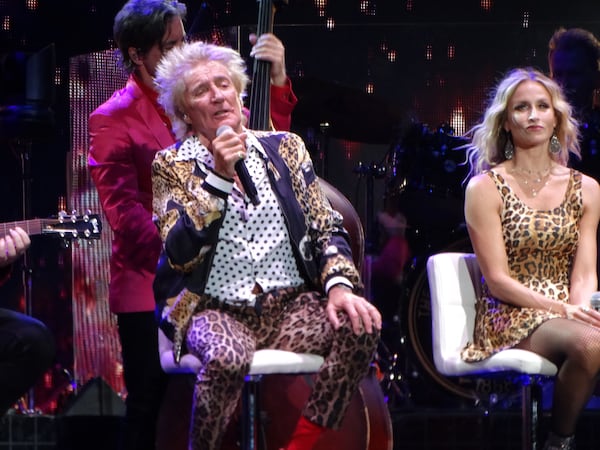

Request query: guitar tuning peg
[{"left": 86, "top": 209, "right": 92, "bottom": 216}]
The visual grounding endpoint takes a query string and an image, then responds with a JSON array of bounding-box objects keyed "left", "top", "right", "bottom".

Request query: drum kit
[
  {"left": 372, "top": 123, "right": 522, "bottom": 411},
  {"left": 360, "top": 122, "right": 470, "bottom": 410}
]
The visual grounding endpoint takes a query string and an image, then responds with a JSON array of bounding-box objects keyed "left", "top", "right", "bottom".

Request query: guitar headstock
[{"left": 42, "top": 211, "right": 103, "bottom": 240}]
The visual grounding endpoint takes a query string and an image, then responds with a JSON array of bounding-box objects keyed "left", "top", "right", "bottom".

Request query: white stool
[
  {"left": 426, "top": 252, "right": 558, "bottom": 450},
  {"left": 158, "top": 329, "right": 324, "bottom": 450}
]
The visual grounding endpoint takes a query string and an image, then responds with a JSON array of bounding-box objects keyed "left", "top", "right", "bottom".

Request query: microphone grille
[
  {"left": 591, "top": 291, "right": 600, "bottom": 310},
  {"left": 216, "top": 125, "right": 233, "bottom": 137}
]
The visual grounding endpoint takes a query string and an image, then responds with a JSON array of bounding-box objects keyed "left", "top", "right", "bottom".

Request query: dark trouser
[
  {"left": 0, "top": 308, "right": 55, "bottom": 415},
  {"left": 117, "top": 312, "right": 168, "bottom": 450}
]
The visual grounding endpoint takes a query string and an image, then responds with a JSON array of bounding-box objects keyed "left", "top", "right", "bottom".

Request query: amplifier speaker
[
  {"left": 56, "top": 377, "right": 125, "bottom": 450},
  {"left": 62, "top": 376, "right": 125, "bottom": 416}
]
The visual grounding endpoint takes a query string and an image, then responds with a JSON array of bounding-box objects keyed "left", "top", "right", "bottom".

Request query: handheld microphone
[
  {"left": 591, "top": 291, "right": 600, "bottom": 312},
  {"left": 216, "top": 125, "right": 260, "bottom": 206}
]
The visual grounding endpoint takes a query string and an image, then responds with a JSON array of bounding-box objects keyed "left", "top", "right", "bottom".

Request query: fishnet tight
[{"left": 515, "top": 317, "right": 600, "bottom": 437}]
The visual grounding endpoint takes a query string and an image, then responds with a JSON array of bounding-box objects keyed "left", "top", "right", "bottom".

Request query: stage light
[
  {"left": 521, "top": 11, "right": 530, "bottom": 28},
  {"left": 450, "top": 106, "right": 466, "bottom": 136},
  {"left": 480, "top": 0, "right": 492, "bottom": 11},
  {"left": 315, "top": 0, "right": 327, "bottom": 17},
  {"left": 360, "top": 0, "right": 376, "bottom": 16},
  {"left": 447, "top": 44, "right": 455, "bottom": 60}
]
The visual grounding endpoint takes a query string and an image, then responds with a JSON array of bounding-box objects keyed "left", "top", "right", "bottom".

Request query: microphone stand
[
  {"left": 352, "top": 161, "right": 386, "bottom": 298},
  {"left": 354, "top": 158, "right": 414, "bottom": 410},
  {"left": 6, "top": 109, "right": 54, "bottom": 414},
  {"left": 318, "top": 122, "right": 330, "bottom": 179},
  {"left": 15, "top": 137, "right": 36, "bottom": 413}
]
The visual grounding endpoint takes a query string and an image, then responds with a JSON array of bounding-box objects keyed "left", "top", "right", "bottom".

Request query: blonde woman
[{"left": 463, "top": 67, "right": 600, "bottom": 450}]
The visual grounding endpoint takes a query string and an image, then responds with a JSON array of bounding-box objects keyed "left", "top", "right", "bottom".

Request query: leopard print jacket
[{"left": 151, "top": 130, "right": 361, "bottom": 355}]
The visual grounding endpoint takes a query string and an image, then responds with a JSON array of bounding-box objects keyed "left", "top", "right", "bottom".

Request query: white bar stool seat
[
  {"left": 426, "top": 252, "right": 557, "bottom": 450},
  {"left": 158, "top": 329, "right": 324, "bottom": 450}
]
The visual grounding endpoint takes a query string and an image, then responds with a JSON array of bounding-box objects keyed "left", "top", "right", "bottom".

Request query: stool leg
[
  {"left": 242, "top": 375, "right": 262, "bottom": 450},
  {"left": 521, "top": 378, "right": 543, "bottom": 450}
]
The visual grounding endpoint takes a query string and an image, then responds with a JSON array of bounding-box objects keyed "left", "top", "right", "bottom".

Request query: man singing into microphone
[
  {"left": 215, "top": 124, "right": 260, "bottom": 206},
  {"left": 151, "top": 40, "right": 381, "bottom": 450},
  {"left": 88, "top": 2, "right": 297, "bottom": 448}
]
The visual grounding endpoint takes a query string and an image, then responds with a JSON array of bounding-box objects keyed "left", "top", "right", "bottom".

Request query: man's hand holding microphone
[{"left": 213, "top": 125, "right": 260, "bottom": 205}]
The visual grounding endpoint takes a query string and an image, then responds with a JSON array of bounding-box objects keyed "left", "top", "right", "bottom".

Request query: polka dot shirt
[{"left": 204, "top": 133, "right": 305, "bottom": 305}]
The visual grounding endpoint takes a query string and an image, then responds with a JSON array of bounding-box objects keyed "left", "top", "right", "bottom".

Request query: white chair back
[
  {"left": 427, "top": 252, "right": 481, "bottom": 375},
  {"left": 426, "top": 251, "right": 557, "bottom": 377},
  {"left": 426, "top": 251, "right": 558, "bottom": 450}
]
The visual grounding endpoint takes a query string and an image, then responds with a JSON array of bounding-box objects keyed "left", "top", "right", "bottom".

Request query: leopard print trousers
[{"left": 184, "top": 286, "right": 379, "bottom": 450}]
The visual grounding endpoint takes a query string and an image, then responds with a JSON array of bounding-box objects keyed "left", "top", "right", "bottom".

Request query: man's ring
[
  {"left": 581, "top": 305, "right": 590, "bottom": 313},
  {"left": 237, "top": 151, "right": 244, "bottom": 160}
]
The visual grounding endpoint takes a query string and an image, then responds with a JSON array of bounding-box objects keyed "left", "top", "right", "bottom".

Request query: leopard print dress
[{"left": 461, "top": 168, "right": 581, "bottom": 362}]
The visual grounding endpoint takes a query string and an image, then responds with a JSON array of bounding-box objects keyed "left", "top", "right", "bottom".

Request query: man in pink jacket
[{"left": 88, "top": 1, "right": 297, "bottom": 449}]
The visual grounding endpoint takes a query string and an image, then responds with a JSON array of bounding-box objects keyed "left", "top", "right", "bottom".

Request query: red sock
[{"left": 283, "top": 416, "right": 326, "bottom": 450}]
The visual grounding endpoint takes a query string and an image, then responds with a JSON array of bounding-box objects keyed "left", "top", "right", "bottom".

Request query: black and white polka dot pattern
[
  {"left": 204, "top": 134, "right": 304, "bottom": 305},
  {"left": 174, "top": 135, "right": 212, "bottom": 163}
]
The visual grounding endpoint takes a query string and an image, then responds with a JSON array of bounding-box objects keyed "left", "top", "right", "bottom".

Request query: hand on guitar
[
  {"left": 0, "top": 227, "right": 30, "bottom": 267},
  {"left": 249, "top": 32, "right": 288, "bottom": 87}
]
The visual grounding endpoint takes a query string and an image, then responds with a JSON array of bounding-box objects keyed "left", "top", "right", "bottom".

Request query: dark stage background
[{"left": 1, "top": 0, "right": 600, "bottom": 415}]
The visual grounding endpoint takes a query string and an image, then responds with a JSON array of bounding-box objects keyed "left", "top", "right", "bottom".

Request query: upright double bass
[
  {"left": 247, "top": 2, "right": 393, "bottom": 449},
  {"left": 247, "top": 0, "right": 285, "bottom": 131}
]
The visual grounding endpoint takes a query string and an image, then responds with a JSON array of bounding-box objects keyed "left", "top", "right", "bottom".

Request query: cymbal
[{"left": 290, "top": 76, "right": 401, "bottom": 144}]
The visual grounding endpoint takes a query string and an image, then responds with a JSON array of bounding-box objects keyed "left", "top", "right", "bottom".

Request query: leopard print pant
[{"left": 184, "top": 287, "right": 379, "bottom": 450}]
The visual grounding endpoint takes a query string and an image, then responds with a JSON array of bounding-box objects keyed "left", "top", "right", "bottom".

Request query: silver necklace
[{"left": 509, "top": 166, "right": 552, "bottom": 197}]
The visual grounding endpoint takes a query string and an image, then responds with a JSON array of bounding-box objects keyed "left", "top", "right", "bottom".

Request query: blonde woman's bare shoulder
[
  {"left": 580, "top": 171, "right": 600, "bottom": 196},
  {"left": 465, "top": 171, "right": 495, "bottom": 195},
  {"left": 579, "top": 173, "right": 600, "bottom": 220}
]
